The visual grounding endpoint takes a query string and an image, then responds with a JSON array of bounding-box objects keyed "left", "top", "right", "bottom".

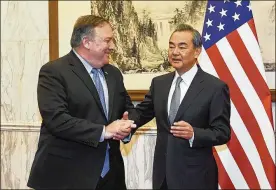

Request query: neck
[
  {"left": 176, "top": 61, "right": 197, "bottom": 76},
  {"left": 74, "top": 47, "right": 98, "bottom": 68}
]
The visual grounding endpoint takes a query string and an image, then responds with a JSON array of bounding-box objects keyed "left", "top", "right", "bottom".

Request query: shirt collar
[
  {"left": 173, "top": 63, "right": 198, "bottom": 86},
  {"left": 72, "top": 49, "right": 104, "bottom": 76}
]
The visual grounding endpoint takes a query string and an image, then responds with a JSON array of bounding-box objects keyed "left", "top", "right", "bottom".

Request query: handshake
[{"left": 104, "top": 111, "right": 136, "bottom": 140}]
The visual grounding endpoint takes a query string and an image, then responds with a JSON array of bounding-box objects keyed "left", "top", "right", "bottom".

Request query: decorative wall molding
[
  {"left": 0, "top": 125, "right": 40, "bottom": 132},
  {"left": 0, "top": 124, "right": 157, "bottom": 134},
  {"left": 271, "top": 89, "right": 276, "bottom": 102},
  {"left": 130, "top": 89, "right": 276, "bottom": 102}
]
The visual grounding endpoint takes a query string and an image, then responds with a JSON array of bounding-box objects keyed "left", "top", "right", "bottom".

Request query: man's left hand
[{"left": 170, "top": 121, "right": 194, "bottom": 140}]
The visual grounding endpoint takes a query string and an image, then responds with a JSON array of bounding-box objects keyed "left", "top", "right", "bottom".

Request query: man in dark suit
[
  {"left": 123, "top": 24, "right": 231, "bottom": 189},
  {"left": 27, "top": 15, "right": 135, "bottom": 190}
]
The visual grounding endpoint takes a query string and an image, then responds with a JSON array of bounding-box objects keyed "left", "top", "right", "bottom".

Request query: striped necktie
[{"left": 92, "top": 68, "right": 109, "bottom": 177}]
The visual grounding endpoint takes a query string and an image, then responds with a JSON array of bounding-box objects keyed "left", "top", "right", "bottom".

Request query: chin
[{"left": 171, "top": 63, "right": 183, "bottom": 69}]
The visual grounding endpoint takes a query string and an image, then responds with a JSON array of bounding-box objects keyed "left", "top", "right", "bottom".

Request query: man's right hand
[{"left": 104, "top": 119, "right": 136, "bottom": 140}]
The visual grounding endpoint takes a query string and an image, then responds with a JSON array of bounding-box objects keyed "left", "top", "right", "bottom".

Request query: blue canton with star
[{"left": 202, "top": 0, "right": 253, "bottom": 49}]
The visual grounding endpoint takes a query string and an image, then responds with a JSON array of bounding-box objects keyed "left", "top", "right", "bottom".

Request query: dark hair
[
  {"left": 70, "top": 15, "right": 110, "bottom": 48},
  {"left": 171, "top": 23, "right": 202, "bottom": 48}
]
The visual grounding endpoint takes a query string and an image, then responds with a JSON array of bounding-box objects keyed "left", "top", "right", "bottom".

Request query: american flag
[{"left": 199, "top": 0, "right": 275, "bottom": 189}]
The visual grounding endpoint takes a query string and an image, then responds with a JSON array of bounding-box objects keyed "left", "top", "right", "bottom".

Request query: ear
[
  {"left": 194, "top": 47, "right": 202, "bottom": 59},
  {"left": 82, "top": 36, "right": 91, "bottom": 49}
]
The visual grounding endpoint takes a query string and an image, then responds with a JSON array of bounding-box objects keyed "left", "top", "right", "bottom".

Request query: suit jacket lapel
[
  {"left": 68, "top": 51, "right": 106, "bottom": 118},
  {"left": 174, "top": 66, "right": 205, "bottom": 122},
  {"left": 102, "top": 66, "right": 115, "bottom": 121}
]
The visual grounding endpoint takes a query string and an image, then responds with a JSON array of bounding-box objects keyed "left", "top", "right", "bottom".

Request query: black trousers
[
  {"left": 159, "top": 178, "right": 168, "bottom": 190},
  {"left": 35, "top": 168, "right": 125, "bottom": 190},
  {"left": 95, "top": 154, "right": 126, "bottom": 190},
  {"left": 95, "top": 171, "right": 114, "bottom": 190}
]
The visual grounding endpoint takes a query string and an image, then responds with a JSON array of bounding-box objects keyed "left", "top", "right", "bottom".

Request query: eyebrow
[
  {"left": 169, "top": 41, "right": 188, "bottom": 46},
  {"left": 178, "top": 42, "right": 188, "bottom": 46}
]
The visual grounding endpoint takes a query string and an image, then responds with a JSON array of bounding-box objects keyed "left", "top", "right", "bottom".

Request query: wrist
[{"left": 104, "top": 125, "right": 113, "bottom": 139}]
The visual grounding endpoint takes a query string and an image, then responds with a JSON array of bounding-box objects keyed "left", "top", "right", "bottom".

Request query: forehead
[
  {"left": 169, "top": 31, "right": 193, "bottom": 44},
  {"left": 94, "top": 23, "right": 113, "bottom": 38}
]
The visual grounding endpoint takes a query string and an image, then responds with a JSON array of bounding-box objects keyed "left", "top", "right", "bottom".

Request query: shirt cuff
[
  {"left": 122, "top": 133, "right": 131, "bottom": 143},
  {"left": 189, "top": 132, "right": 194, "bottom": 147},
  {"left": 99, "top": 126, "right": 105, "bottom": 142}
]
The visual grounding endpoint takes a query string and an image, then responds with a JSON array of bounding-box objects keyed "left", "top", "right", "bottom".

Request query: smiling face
[
  {"left": 83, "top": 23, "right": 115, "bottom": 68},
  {"left": 168, "top": 31, "right": 201, "bottom": 75}
]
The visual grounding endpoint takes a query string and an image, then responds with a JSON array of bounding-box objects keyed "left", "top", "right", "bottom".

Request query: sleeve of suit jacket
[
  {"left": 128, "top": 79, "right": 156, "bottom": 135},
  {"left": 37, "top": 63, "right": 103, "bottom": 147},
  {"left": 192, "top": 83, "right": 231, "bottom": 148}
]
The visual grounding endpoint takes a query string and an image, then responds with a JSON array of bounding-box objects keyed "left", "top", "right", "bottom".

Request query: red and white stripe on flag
[{"left": 199, "top": 0, "right": 275, "bottom": 189}]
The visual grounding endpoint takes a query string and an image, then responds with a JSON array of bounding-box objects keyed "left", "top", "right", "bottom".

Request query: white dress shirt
[{"left": 167, "top": 64, "right": 198, "bottom": 147}]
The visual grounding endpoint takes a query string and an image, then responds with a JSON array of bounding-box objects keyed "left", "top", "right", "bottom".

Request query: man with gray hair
[
  {"left": 27, "top": 15, "right": 135, "bottom": 190},
  {"left": 124, "top": 23, "right": 231, "bottom": 189}
]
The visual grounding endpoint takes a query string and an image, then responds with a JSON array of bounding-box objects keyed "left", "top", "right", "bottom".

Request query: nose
[{"left": 172, "top": 47, "right": 179, "bottom": 55}]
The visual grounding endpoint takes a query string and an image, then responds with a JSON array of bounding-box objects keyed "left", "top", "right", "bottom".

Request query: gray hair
[
  {"left": 70, "top": 15, "right": 110, "bottom": 48},
  {"left": 172, "top": 24, "right": 202, "bottom": 49}
]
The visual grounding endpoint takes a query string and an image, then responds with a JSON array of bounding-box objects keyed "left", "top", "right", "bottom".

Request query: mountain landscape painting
[{"left": 90, "top": 1, "right": 207, "bottom": 74}]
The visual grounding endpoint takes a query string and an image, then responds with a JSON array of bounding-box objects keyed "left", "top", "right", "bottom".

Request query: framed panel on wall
[{"left": 48, "top": 1, "right": 275, "bottom": 102}]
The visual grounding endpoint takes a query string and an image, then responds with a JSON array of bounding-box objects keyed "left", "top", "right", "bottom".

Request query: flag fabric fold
[{"left": 199, "top": 0, "right": 275, "bottom": 189}]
